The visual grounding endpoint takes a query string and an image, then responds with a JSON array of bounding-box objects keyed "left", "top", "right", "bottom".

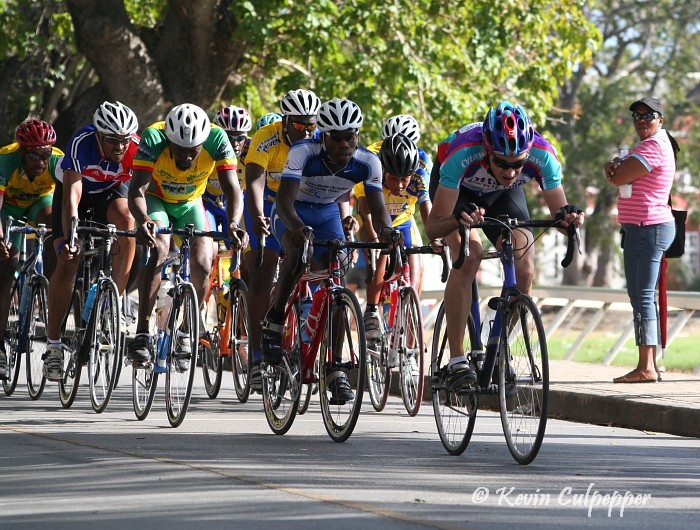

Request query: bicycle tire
[
  {"left": 132, "top": 321, "right": 159, "bottom": 421},
  {"left": 201, "top": 284, "right": 223, "bottom": 399},
  {"left": 230, "top": 280, "right": 252, "bottom": 403},
  {"left": 165, "top": 282, "right": 198, "bottom": 428},
  {"left": 366, "top": 308, "right": 390, "bottom": 413},
  {"left": 59, "top": 290, "right": 84, "bottom": 408},
  {"left": 3, "top": 283, "right": 22, "bottom": 396},
  {"left": 499, "top": 294, "right": 549, "bottom": 465},
  {"left": 262, "top": 302, "right": 301, "bottom": 435},
  {"left": 319, "top": 287, "right": 366, "bottom": 443},
  {"left": 88, "top": 279, "right": 121, "bottom": 413},
  {"left": 399, "top": 286, "right": 424, "bottom": 417},
  {"left": 26, "top": 276, "right": 49, "bottom": 400},
  {"left": 430, "top": 301, "right": 479, "bottom": 455}
]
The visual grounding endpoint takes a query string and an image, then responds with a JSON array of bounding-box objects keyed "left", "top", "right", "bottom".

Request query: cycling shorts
[{"left": 51, "top": 182, "right": 128, "bottom": 238}]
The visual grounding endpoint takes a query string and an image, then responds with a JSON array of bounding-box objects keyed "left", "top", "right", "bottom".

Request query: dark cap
[{"left": 629, "top": 97, "right": 663, "bottom": 115}]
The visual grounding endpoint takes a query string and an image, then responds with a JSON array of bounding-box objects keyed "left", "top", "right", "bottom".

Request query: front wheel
[
  {"left": 59, "top": 290, "right": 84, "bottom": 408},
  {"left": 319, "top": 288, "right": 366, "bottom": 443},
  {"left": 230, "top": 281, "right": 252, "bottom": 403},
  {"left": 499, "top": 294, "right": 549, "bottom": 465},
  {"left": 88, "top": 279, "right": 121, "bottom": 413},
  {"left": 430, "top": 301, "right": 478, "bottom": 455},
  {"left": 165, "top": 282, "right": 199, "bottom": 428},
  {"left": 26, "top": 277, "right": 49, "bottom": 400},
  {"left": 398, "top": 286, "right": 424, "bottom": 417},
  {"left": 3, "top": 283, "right": 22, "bottom": 396},
  {"left": 200, "top": 285, "right": 223, "bottom": 399}
]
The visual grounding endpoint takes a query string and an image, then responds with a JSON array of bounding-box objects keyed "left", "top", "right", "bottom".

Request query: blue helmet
[
  {"left": 256, "top": 112, "right": 283, "bottom": 130},
  {"left": 482, "top": 101, "right": 535, "bottom": 156}
]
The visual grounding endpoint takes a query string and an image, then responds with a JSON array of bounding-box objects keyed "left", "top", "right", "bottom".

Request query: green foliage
[{"left": 124, "top": 0, "right": 168, "bottom": 27}]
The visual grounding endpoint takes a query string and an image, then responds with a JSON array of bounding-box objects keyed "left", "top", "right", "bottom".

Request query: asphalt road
[{"left": 1, "top": 368, "right": 699, "bottom": 529}]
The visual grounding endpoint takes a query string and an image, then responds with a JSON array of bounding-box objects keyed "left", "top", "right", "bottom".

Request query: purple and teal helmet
[{"left": 482, "top": 101, "right": 535, "bottom": 156}]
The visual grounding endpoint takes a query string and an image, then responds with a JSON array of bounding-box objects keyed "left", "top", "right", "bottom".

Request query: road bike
[
  {"left": 262, "top": 228, "right": 387, "bottom": 442},
  {"left": 366, "top": 243, "right": 450, "bottom": 416},
  {"left": 2, "top": 217, "right": 50, "bottom": 399},
  {"left": 431, "top": 216, "right": 578, "bottom": 464}
]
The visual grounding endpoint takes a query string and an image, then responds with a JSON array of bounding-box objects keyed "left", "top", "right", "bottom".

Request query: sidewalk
[{"left": 548, "top": 360, "right": 700, "bottom": 438}]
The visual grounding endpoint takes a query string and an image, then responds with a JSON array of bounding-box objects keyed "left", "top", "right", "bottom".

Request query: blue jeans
[{"left": 621, "top": 221, "right": 675, "bottom": 345}]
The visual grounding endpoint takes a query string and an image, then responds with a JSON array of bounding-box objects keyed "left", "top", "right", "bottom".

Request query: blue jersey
[
  {"left": 60, "top": 125, "right": 139, "bottom": 194},
  {"left": 281, "top": 139, "right": 383, "bottom": 204},
  {"left": 439, "top": 123, "right": 561, "bottom": 195}
]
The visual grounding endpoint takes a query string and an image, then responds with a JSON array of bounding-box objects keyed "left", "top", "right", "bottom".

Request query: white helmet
[
  {"left": 317, "top": 98, "right": 364, "bottom": 132},
  {"left": 165, "top": 104, "right": 211, "bottom": 148},
  {"left": 279, "top": 89, "right": 321, "bottom": 116},
  {"left": 93, "top": 101, "right": 138, "bottom": 135},
  {"left": 213, "top": 105, "right": 252, "bottom": 132},
  {"left": 382, "top": 114, "right": 420, "bottom": 143}
]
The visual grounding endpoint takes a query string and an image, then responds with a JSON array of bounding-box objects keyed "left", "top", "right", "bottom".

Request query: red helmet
[{"left": 16, "top": 119, "right": 57, "bottom": 148}]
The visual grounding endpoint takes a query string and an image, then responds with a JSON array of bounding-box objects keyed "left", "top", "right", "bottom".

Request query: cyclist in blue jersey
[
  {"left": 425, "top": 101, "right": 584, "bottom": 392},
  {"left": 261, "top": 97, "right": 396, "bottom": 403}
]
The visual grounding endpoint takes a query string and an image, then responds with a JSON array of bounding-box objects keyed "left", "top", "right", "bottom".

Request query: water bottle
[
  {"left": 155, "top": 330, "right": 169, "bottom": 373},
  {"left": 216, "top": 285, "right": 229, "bottom": 324},
  {"left": 299, "top": 296, "right": 313, "bottom": 343},
  {"left": 82, "top": 282, "right": 98, "bottom": 321},
  {"left": 305, "top": 288, "right": 326, "bottom": 341},
  {"left": 155, "top": 279, "right": 171, "bottom": 312}
]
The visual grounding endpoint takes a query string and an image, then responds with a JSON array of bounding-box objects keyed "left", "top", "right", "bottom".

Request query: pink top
[{"left": 617, "top": 129, "right": 675, "bottom": 225}]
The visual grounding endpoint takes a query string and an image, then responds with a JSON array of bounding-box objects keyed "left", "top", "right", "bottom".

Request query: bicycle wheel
[
  {"left": 132, "top": 325, "right": 159, "bottom": 421},
  {"left": 398, "top": 286, "right": 424, "bottom": 417},
  {"left": 366, "top": 311, "right": 390, "bottom": 413},
  {"left": 430, "top": 301, "right": 478, "bottom": 455},
  {"left": 88, "top": 279, "right": 121, "bottom": 413},
  {"left": 297, "top": 353, "right": 319, "bottom": 416},
  {"left": 230, "top": 280, "right": 252, "bottom": 403},
  {"left": 165, "top": 282, "right": 198, "bottom": 428},
  {"left": 499, "top": 294, "right": 549, "bottom": 465},
  {"left": 59, "top": 290, "right": 84, "bottom": 408},
  {"left": 200, "top": 285, "right": 223, "bottom": 399},
  {"left": 262, "top": 303, "right": 301, "bottom": 435},
  {"left": 26, "top": 277, "right": 49, "bottom": 400},
  {"left": 3, "top": 283, "right": 22, "bottom": 396},
  {"left": 319, "top": 287, "right": 366, "bottom": 443}
]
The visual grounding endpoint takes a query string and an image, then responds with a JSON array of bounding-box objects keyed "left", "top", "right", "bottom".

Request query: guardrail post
[{"left": 564, "top": 303, "right": 611, "bottom": 360}]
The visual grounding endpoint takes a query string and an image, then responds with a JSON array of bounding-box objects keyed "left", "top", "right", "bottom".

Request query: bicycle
[
  {"left": 59, "top": 217, "right": 131, "bottom": 413},
  {"left": 430, "top": 215, "right": 578, "bottom": 464},
  {"left": 2, "top": 217, "right": 50, "bottom": 399},
  {"left": 261, "top": 228, "right": 386, "bottom": 443},
  {"left": 199, "top": 246, "right": 251, "bottom": 402},
  {"left": 131, "top": 224, "right": 232, "bottom": 428},
  {"left": 366, "top": 243, "right": 450, "bottom": 416}
]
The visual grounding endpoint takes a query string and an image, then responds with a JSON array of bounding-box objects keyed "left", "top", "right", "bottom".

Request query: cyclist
[
  {"left": 255, "top": 112, "right": 283, "bottom": 131},
  {"left": 356, "top": 133, "right": 434, "bottom": 339},
  {"left": 44, "top": 101, "right": 139, "bottom": 381},
  {"left": 261, "top": 97, "right": 396, "bottom": 403},
  {"left": 127, "top": 103, "right": 247, "bottom": 366},
  {"left": 244, "top": 89, "right": 321, "bottom": 391},
  {"left": 424, "top": 101, "right": 584, "bottom": 392},
  {"left": 0, "top": 119, "right": 62, "bottom": 380}
]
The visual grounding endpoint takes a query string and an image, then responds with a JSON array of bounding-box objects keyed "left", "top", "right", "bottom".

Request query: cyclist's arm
[
  {"left": 357, "top": 195, "right": 377, "bottom": 241},
  {"left": 425, "top": 184, "right": 460, "bottom": 240},
  {"left": 275, "top": 177, "right": 304, "bottom": 234},
  {"left": 245, "top": 162, "right": 266, "bottom": 220},
  {"left": 127, "top": 169, "right": 153, "bottom": 226},
  {"left": 61, "top": 169, "right": 83, "bottom": 239},
  {"left": 217, "top": 168, "right": 243, "bottom": 229},
  {"left": 542, "top": 185, "right": 585, "bottom": 228},
  {"left": 364, "top": 188, "right": 392, "bottom": 236}
]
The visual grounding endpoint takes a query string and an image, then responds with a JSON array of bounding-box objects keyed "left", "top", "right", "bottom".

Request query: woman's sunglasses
[{"left": 632, "top": 111, "right": 661, "bottom": 122}]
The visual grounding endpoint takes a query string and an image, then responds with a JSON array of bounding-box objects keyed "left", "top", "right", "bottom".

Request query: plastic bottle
[
  {"left": 155, "top": 279, "right": 171, "bottom": 312},
  {"left": 155, "top": 330, "right": 169, "bottom": 373},
  {"left": 82, "top": 283, "right": 98, "bottom": 322},
  {"left": 305, "top": 287, "right": 327, "bottom": 340},
  {"left": 216, "top": 285, "right": 229, "bottom": 324},
  {"left": 299, "top": 296, "right": 313, "bottom": 343}
]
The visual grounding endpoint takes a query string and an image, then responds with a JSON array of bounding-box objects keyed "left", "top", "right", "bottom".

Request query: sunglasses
[
  {"left": 24, "top": 150, "right": 52, "bottom": 162},
  {"left": 632, "top": 111, "right": 661, "bottom": 122},
  {"left": 326, "top": 131, "right": 357, "bottom": 143},
  {"left": 491, "top": 154, "right": 528, "bottom": 170},
  {"left": 102, "top": 135, "right": 131, "bottom": 146},
  {"left": 227, "top": 133, "right": 248, "bottom": 143},
  {"left": 289, "top": 121, "right": 317, "bottom": 133}
]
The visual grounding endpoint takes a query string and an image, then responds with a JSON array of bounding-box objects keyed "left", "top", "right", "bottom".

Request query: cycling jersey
[
  {"left": 356, "top": 140, "right": 430, "bottom": 227},
  {"left": 0, "top": 143, "right": 63, "bottom": 208},
  {"left": 133, "top": 122, "right": 236, "bottom": 203},
  {"left": 244, "top": 121, "right": 290, "bottom": 200},
  {"left": 60, "top": 125, "right": 139, "bottom": 193},
  {"left": 282, "top": 139, "right": 382, "bottom": 204},
  {"left": 438, "top": 123, "right": 562, "bottom": 194},
  {"left": 204, "top": 137, "right": 250, "bottom": 208}
]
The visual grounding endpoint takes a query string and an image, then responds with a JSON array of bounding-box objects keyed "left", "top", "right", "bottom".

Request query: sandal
[{"left": 613, "top": 369, "right": 658, "bottom": 384}]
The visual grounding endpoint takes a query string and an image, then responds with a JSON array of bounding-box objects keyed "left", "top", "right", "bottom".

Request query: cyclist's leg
[
  {"left": 0, "top": 206, "right": 22, "bottom": 353},
  {"left": 103, "top": 185, "right": 136, "bottom": 296}
]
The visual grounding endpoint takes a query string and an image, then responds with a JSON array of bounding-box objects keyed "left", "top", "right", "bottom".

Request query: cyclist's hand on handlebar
[
  {"left": 0, "top": 240, "right": 11, "bottom": 260},
  {"left": 57, "top": 238, "right": 79, "bottom": 261},
  {"left": 430, "top": 238, "right": 445, "bottom": 254},
  {"left": 454, "top": 202, "right": 485, "bottom": 227},
  {"left": 555, "top": 204, "right": 585, "bottom": 228},
  {"left": 289, "top": 225, "right": 313, "bottom": 248},
  {"left": 254, "top": 215, "right": 271, "bottom": 239},
  {"left": 229, "top": 225, "right": 249, "bottom": 250},
  {"left": 342, "top": 215, "right": 359, "bottom": 237},
  {"left": 136, "top": 220, "right": 157, "bottom": 248},
  {"left": 379, "top": 227, "right": 403, "bottom": 248}
]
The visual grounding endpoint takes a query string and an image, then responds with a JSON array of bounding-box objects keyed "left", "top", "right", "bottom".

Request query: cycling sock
[
  {"left": 366, "top": 304, "right": 378, "bottom": 312},
  {"left": 448, "top": 355, "right": 467, "bottom": 367}
]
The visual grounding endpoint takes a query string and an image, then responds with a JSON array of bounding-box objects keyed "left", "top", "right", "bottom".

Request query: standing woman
[{"left": 604, "top": 97, "right": 680, "bottom": 383}]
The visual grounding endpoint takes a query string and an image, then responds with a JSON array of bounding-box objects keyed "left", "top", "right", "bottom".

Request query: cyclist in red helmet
[{"left": 0, "top": 119, "right": 63, "bottom": 380}]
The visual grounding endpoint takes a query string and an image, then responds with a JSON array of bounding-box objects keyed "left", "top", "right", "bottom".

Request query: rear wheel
[
  {"left": 319, "top": 288, "right": 366, "bottom": 443},
  {"left": 200, "top": 285, "right": 223, "bottom": 399},
  {"left": 430, "top": 301, "right": 478, "bottom": 455},
  {"left": 59, "top": 290, "right": 84, "bottom": 408},
  {"left": 230, "top": 280, "right": 252, "bottom": 403},
  {"left": 366, "top": 310, "right": 389, "bottom": 413},
  {"left": 398, "top": 286, "right": 424, "bottom": 417},
  {"left": 88, "top": 279, "right": 121, "bottom": 413},
  {"left": 3, "top": 283, "right": 22, "bottom": 396},
  {"left": 165, "top": 282, "right": 198, "bottom": 428},
  {"left": 499, "top": 294, "right": 549, "bottom": 465},
  {"left": 26, "top": 277, "right": 49, "bottom": 400}
]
